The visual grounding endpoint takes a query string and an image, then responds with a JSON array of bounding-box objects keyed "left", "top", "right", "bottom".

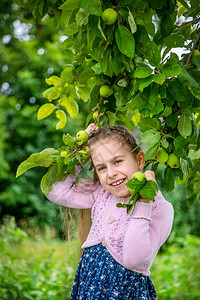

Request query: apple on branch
[{"left": 76, "top": 130, "right": 89, "bottom": 142}]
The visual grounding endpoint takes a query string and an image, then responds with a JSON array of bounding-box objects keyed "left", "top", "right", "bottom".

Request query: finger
[{"left": 144, "top": 170, "right": 156, "bottom": 182}]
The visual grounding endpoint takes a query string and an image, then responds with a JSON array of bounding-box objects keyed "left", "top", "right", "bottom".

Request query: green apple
[
  {"left": 132, "top": 171, "right": 146, "bottom": 181},
  {"left": 193, "top": 50, "right": 200, "bottom": 57},
  {"left": 100, "top": 85, "right": 113, "bottom": 97},
  {"left": 167, "top": 153, "right": 180, "bottom": 168},
  {"left": 60, "top": 150, "right": 68, "bottom": 157},
  {"left": 93, "top": 111, "right": 98, "bottom": 120},
  {"left": 102, "top": 8, "right": 117, "bottom": 25},
  {"left": 60, "top": 149, "right": 73, "bottom": 157},
  {"left": 156, "top": 148, "right": 169, "bottom": 163},
  {"left": 76, "top": 130, "right": 89, "bottom": 142}
]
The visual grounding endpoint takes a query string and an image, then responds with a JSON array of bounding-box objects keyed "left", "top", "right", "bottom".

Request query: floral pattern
[{"left": 70, "top": 243, "right": 157, "bottom": 299}]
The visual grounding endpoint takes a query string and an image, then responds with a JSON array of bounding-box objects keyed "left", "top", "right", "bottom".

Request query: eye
[
  {"left": 97, "top": 166, "right": 106, "bottom": 172},
  {"left": 115, "top": 160, "right": 122, "bottom": 165}
]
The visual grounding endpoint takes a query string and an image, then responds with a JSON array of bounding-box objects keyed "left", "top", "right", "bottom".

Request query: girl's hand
[
  {"left": 85, "top": 123, "right": 99, "bottom": 135},
  {"left": 144, "top": 170, "right": 156, "bottom": 183}
]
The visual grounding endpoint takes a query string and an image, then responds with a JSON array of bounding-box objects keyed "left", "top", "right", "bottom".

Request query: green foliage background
[
  {"left": 0, "top": 0, "right": 200, "bottom": 298},
  {"left": 0, "top": 1, "right": 87, "bottom": 232}
]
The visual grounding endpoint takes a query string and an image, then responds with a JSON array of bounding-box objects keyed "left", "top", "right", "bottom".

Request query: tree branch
[{"left": 186, "top": 31, "right": 200, "bottom": 65}]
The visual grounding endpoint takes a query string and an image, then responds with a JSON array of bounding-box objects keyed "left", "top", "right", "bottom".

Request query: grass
[
  {"left": 151, "top": 235, "right": 200, "bottom": 300},
  {"left": 1, "top": 217, "right": 200, "bottom": 299}
]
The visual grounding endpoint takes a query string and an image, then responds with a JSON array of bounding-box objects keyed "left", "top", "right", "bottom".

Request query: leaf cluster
[
  {"left": 16, "top": 133, "right": 91, "bottom": 196},
  {"left": 14, "top": 0, "right": 200, "bottom": 200},
  {"left": 117, "top": 175, "right": 158, "bottom": 214}
]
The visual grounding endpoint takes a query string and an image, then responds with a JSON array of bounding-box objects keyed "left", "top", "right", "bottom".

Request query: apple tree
[{"left": 15, "top": 0, "right": 200, "bottom": 205}]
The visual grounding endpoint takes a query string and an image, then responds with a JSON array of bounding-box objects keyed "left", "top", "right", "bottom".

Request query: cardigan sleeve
[
  {"left": 122, "top": 191, "right": 174, "bottom": 270},
  {"left": 47, "top": 172, "right": 101, "bottom": 209}
]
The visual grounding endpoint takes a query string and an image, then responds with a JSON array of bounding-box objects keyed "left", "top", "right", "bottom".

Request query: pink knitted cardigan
[{"left": 47, "top": 173, "right": 174, "bottom": 276}]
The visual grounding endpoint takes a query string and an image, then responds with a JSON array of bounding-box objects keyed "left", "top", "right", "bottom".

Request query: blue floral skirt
[{"left": 70, "top": 243, "right": 157, "bottom": 299}]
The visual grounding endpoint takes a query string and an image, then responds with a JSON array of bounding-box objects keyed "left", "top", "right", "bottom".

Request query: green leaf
[
  {"left": 56, "top": 110, "right": 67, "bottom": 129},
  {"left": 40, "top": 165, "right": 59, "bottom": 197},
  {"left": 76, "top": 84, "right": 90, "bottom": 102},
  {"left": 139, "top": 180, "right": 158, "bottom": 201},
  {"left": 128, "top": 9, "right": 137, "bottom": 34},
  {"left": 139, "top": 117, "right": 161, "bottom": 132},
  {"left": 64, "top": 22, "right": 79, "bottom": 35},
  {"left": 101, "top": 46, "right": 113, "bottom": 77},
  {"left": 163, "top": 62, "right": 182, "bottom": 77},
  {"left": 149, "top": 84, "right": 164, "bottom": 115},
  {"left": 75, "top": 9, "right": 89, "bottom": 26},
  {"left": 173, "top": 135, "right": 189, "bottom": 159},
  {"left": 142, "top": 40, "right": 161, "bottom": 66},
  {"left": 37, "top": 103, "right": 55, "bottom": 120},
  {"left": 178, "top": 0, "right": 190, "bottom": 8},
  {"left": 80, "top": 0, "right": 102, "bottom": 16},
  {"left": 145, "top": 144, "right": 159, "bottom": 160},
  {"left": 61, "top": 65, "right": 74, "bottom": 85},
  {"left": 160, "top": 15, "right": 173, "bottom": 37},
  {"left": 153, "top": 73, "right": 166, "bottom": 85},
  {"left": 139, "top": 76, "right": 153, "bottom": 92},
  {"left": 178, "top": 114, "right": 192, "bottom": 138},
  {"left": 141, "top": 129, "right": 161, "bottom": 145},
  {"left": 115, "top": 25, "right": 135, "bottom": 59},
  {"left": 166, "top": 113, "right": 178, "bottom": 128},
  {"left": 61, "top": 36, "right": 74, "bottom": 49},
  {"left": 192, "top": 55, "right": 200, "bottom": 68},
  {"left": 178, "top": 68, "right": 200, "bottom": 100},
  {"left": 59, "top": 0, "right": 80, "bottom": 10},
  {"left": 146, "top": 0, "right": 166, "bottom": 9},
  {"left": 42, "top": 87, "right": 61, "bottom": 101},
  {"left": 46, "top": 76, "right": 60, "bottom": 86},
  {"left": 168, "top": 78, "right": 187, "bottom": 102},
  {"left": 164, "top": 166, "right": 175, "bottom": 192},
  {"left": 134, "top": 66, "right": 153, "bottom": 78},
  {"left": 97, "top": 17, "right": 107, "bottom": 40},
  {"left": 106, "top": 111, "right": 116, "bottom": 126},
  {"left": 60, "top": 95, "right": 79, "bottom": 118},
  {"left": 75, "top": 160, "right": 93, "bottom": 181},
  {"left": 76, "top": 64, "right": 95, "bottom": 84},
  {"left": 16, "top": 153, "right": 54, "bottom": 178},
  {"left": 163, "top": 34, "right": 185, "bottom": 48}
]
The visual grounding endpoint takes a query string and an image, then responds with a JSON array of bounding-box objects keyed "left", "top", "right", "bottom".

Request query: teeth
[{"left": 112, "top": 179, "right": 124, "bottom": 186}]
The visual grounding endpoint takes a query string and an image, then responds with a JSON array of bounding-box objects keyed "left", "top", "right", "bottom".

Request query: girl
[{"left": 47, "top": 124, "right": 174, "bottom": 299}]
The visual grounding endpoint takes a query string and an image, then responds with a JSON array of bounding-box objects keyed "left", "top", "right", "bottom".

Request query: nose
[{"left": 107, "top": 165, "right": 117, "bottom": 178}]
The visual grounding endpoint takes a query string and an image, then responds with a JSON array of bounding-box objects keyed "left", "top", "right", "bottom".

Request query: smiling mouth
[{"left": 111, "top": 179, "right": 125, "bottom": 187}]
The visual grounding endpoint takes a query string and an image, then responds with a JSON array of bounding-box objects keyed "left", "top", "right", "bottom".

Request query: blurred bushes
[
  {"left": 0, "top": 2, "right": 87, "bottom": 234},
  {"left": 151, "top": 235, "right": 200, "bottom": 299},
  {"left": 0, "top": 216, "right": 200, "bottom": 299},
  {"left": 0, "top": 216, "right": 77, "bottom": 299}
]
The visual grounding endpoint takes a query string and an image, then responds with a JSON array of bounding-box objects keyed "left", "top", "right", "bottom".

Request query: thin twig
[{"left": 186, "top": 31, "right": 200, "bottom": 65}]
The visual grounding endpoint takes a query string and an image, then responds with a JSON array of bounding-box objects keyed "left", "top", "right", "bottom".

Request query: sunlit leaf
[
  {"left": 37, "top": 103, "right": 55, "bottom": 120},
  {"left": 46, "top": 76, "right": 60, "bottom": 86},
  {"left": 16, "top": 153, "right": 54, "bottom": 178},
  {"left": 56, "top": 110, "right": 67, "bottom": 129},
  {"left": 42, "top": 87, "right": 61, "bottom": 101}
]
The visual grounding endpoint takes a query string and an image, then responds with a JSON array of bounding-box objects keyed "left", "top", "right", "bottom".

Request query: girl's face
[{"left": 90, "top": 138, "right": 145, "bottom": 199}]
